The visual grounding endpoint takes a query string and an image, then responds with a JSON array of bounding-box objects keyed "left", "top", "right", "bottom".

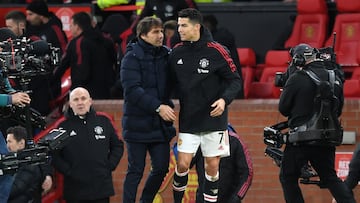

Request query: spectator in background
[
  {"left": 54, "top": 12, "right": 117, "bottom": 99},
  {"left": 138, "top": 0, "right": 198, "bottom": 24},
  {"left": 25, "top": 0, "right": 68, "bottom": 55},
  {"left": 101, "top": 13, "right": 130, "bottom": 99},
  {"left": 97, "top": 0, "right": 130, "bottom": 9},
  {"left": 24, "top": 0, "right": 68, "bottom": 115},
  {"left": 163, "top": 20, "right": 177, "bottom": 48},
  {"left": 5, "top": 10, "right": 27, "bottom": 37},
  {"left": 120, "top": 16, "right": 176, "bottom": 203},
  {"left": 51, "top": 87, "right": 124, "bottom": 203},
  {"left": 6, "top": 125, "right": 53, "bottom": 203},
  {"left": 203, "top": 14, "right": 244, "bottom": 98},
  {"left": 122, "top": 0, "right": 198, "bottom": 51},
  {"left": 4, "top": 10, "right": 56, "bottom": 116}
]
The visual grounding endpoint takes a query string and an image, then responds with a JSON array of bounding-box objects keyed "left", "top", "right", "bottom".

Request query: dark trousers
[
  {"left": 123, "top": 141, "right": 170, "bottom": 203},
  {"left": 280, "top": 145, "right": 355, "bottom": 203},
  {"left": 66, "top": 198, "right": 109, "bottom": 203}
]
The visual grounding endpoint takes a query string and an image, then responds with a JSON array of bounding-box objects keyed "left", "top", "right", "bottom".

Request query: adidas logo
[
  {"left": 70, "top": 130, "right": 77, "bottom": 137},
  {"left": 177, "top": 59, "right": 183, "bottom": 65}
]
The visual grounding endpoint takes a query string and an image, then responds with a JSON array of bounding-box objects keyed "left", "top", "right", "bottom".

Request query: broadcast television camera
[
  {"left": 275, "top": 33, "right": 340, "bottom": 88},
  {"left": 0, "top": 37, "right": 61, "bottom": 135},
  {"left": 0, "top": 37, "right": 60, "bottom": 78},
  {"left": 264, "top": 121, "right": 322, "bottom": 185},
  {"left": 0, "top": 128, "right": 72, "bottom": 175}
]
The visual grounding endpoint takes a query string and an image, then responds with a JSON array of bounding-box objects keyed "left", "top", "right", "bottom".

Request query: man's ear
[{"left": 20, "top": 139, "right": 25, "bottom": 147}]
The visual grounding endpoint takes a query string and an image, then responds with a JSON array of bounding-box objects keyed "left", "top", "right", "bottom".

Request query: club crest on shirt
[
  {"left": 94, "top": 126, "right": 105, "bottom": 140},
  {"left": 198, "top": 58, "right": 210, "bottom": 74},
  {"left": 199, "top": 58, "right": 209, "bottom": 68}
]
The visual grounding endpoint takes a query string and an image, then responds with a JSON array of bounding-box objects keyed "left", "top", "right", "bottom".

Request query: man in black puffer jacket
[
  {"left": 120, "top": 16, "right": 176, "bottom": 203},
  {"left": 6, "top": 126, "right": 52, "bottom": 203}
]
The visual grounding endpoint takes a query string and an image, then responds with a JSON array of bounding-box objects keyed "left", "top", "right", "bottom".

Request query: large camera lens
[{"left": 274, "top": 72, "right": 285, "bottom": 87}]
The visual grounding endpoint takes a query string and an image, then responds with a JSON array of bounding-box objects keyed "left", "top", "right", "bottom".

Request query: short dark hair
[
  {"left": 178, "top": 8, "right": 203, "bottom": 25},
  {"left": 6, "top": 126, "right": 27, "bottom": 143},
  {"left": 72, "top": 11, "right": 92, "bottom": 32},
  {"left": 136, "top": 16, "right": 163, "bottom": 38},
  {"left": 203, "top": 14, "right": 218, "bottom": 30},
  {"left": 164, "top": 20, "right": 177, "bottom": 31},
  {"left": 5, "top": 10, "right": 26, "bottom": 24}
]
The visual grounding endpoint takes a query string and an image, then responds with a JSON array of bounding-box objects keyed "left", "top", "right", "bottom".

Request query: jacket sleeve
[
  {"left": 74, "top": 39, "right": 92, "bottom": 86},
  {"left": 10, "top": 165, "right": 42, "bottom": 198},
  {"left": 230, "top": 135, "right": 253, "bottom": 200},
  {"left": 278, "top": 73, "right": 301, "bottom": 116},
  {"left": 120, "top": 51, "right": 162, "bottom": 113},
  {"left": 0, "top": 94, "right": 11, "bottom": 107},
  {"left": 212, "top": 43, "right": 242, "bottom": 105},
  {"left": 106, "top": 118, "right": 124, "bottom": 171},
  {"left": 345, "top": 144, "right": 360, "bottom": 190}
]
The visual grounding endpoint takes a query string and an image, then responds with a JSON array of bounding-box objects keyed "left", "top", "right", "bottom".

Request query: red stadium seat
[
  {"left": 247, "top": 82, "right": 275, "bottom": 98},
  {"left": 260, "top": 67, "right": 287, "bottom": 98},
  {"left": 248, "top": 50, "right": 290, "bottom": 98},
  {"left": 344, "top": 79, "right": 360, "bottom": 98},
  {"left": 350, "top": 67, "right": 360, "bottom": 80},
  {"left": 284, "top": 0, "right": 328, "bottom": 49},
  {"left": 324, "top": 0, "right": 360, "bottom": 73},
  {"left": 49, "top": 68, "right": 71, "bottom": 115},
  {"left": 237, "top": 48, "right": 256, "bottom": 98},
  {"left": 255, "top": 50, "right": 291, "bottom": 80}
]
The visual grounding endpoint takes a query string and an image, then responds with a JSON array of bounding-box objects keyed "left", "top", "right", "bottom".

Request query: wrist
[{"left": 156, "top": 105, "right": 161, "bottom": 114}]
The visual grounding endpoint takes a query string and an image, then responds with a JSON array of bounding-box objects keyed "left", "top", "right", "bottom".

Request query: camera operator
[
  {"left": 278, "top": 43, "right": 355, "bottom": 203},
  {"left": 0, "top": 27, "right": 32, "bottom": 134},
  {"left": 6, "top": 125, "right": 53, "bottom": 203}
]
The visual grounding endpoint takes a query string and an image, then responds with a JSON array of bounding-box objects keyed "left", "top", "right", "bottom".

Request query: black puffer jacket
[
  {"left": 8, "top": 164, "right": 43, "bottom": 203},
  {"left": 121, "top": 38, "right": 175, "bottom": 143}
]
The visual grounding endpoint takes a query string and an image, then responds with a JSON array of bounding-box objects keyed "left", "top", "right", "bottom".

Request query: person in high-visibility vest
[
  {"left": 135, "top": 0, "right": 145, "bottom": 15},
  {"left": 97, "top": 0, "right": 130, "bottom": 9},
  {"left": 195, "top": 0, "right": 232, "bottom": 2}
]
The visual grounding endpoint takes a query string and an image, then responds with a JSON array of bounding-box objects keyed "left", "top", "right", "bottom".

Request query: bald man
[{"left": 51, "top": 87, "right": 124, "bottom": 203}]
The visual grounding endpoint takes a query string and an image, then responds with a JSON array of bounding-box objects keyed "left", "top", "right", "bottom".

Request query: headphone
[
  {"left": 290, "top": 45, "right": 318, "bottom": 67},
  {"left": 292, "top": 53, "right": 306, "bottom": 67}
]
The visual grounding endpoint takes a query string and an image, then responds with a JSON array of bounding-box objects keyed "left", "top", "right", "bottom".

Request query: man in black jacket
[
  {"left": 54, "top": 11, "right": 117, "bottom": 99},
  {"left": 25, "top": 0, "right": 68, "bottom": 54},
  {"left": 51, "top": 87, "right": 124, "bottom": 203},
  {"left": 169, "top": 8, "right": 242, "bottom": 203},
  {"left": 278, "top": 43, "right": 355, "bottom": 203},
  {"left": 6, "top": 126, "right": 53, "bottom": 203}
]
